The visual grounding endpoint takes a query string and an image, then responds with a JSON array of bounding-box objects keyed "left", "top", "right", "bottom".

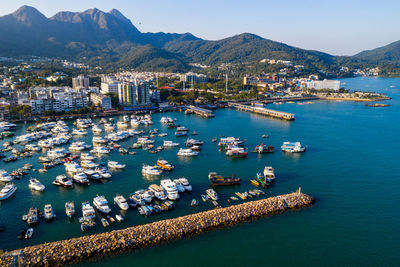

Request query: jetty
[
  {"left": 0, "top": 192, "right": 314, "bottom": 267},
  {"left": 185, "top": 105, "right": 215, "bottom": 118},
  {"left": 228, "top": 102, "right": 295, "bottom": 120}
]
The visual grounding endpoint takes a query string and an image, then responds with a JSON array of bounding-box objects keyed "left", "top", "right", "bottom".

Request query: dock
[
  {"left": 228, "top": 102, "right": 295, "bottom": 120},
  {"left": 185, "top": 105, "right": 215, "bottom": 118},
  {"left": 0, "top": 192, "right": 314, "bottom": 267}
]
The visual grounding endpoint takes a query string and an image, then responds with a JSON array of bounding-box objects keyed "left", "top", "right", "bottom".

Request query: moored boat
[{"left": 208, "top": 172, "right": 241, "bottom": 186}]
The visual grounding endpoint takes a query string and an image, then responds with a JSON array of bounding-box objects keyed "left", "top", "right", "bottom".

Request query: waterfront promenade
[{"left": 0, "top": 192, "right": 314, "bottom": 267}]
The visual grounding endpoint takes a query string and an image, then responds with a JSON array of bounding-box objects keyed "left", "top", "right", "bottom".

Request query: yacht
[
  {"left": 134, "top": 189, "right": 153, "bottom": 203},
  {"left": 130, "top": 192, "right": 146, "bottom": 206},
  {"left": 69, "top": 142, "right": 89, "bottom": 152},
  {"left": 130, "top": 119, "right": 140, "bottom": 126},
  {"left": 84, "top": 169, "right": 102, "bottom": 180},
  {"left": 0, "top": 170, "right": 13, "bottom": 182},
  {"left": 80, "top": 153, "right": 95, "bottom": 161},
  {"left": 65, "top": 201, "right": 75, "bottom": 217},
  {"left": 73, "top": 173, "right": 90, "bottom": 185},
  {"left": 148, "top": 184, "right": 168, "bottom": 201},
  {"left": 160, "top": 179, "right": 179, "bottom": 200},
  {"left": 92, "top": 126, "right": 102, "bottom": 135},
  {"left": 82, "top": 201, "right": 96, "bottom": 221},
  {"left": 108, "top": 161, "right": 126, "bottom": 169},
  {"left": 28, "top": 178, "right": 45, "bottom": 192},
  {"left": 160, "top": 117, "right": 173, "bottom": 124},
  {"left": 225, "top": 146, "right": 248, "bottom": 158},
  {"left": 44, "top": 204, "right": 55, "bottom": 221},
  {"left": 218, "top": 137, "right": 245, "bottom": 147},
  {"left": 206, "top": 188, "right": 218, "bottom": 201},
  {"left": 94, "top": 168, "right": 112, "bottom": 179},
  {"left": 53, "top": 175, "right": 73, "bottom": 188},
  {"left": 65, "top": 162, "right": 84, "bottom": 173},
  {"left": 25, "top": 144, "right": 41, "bottom": 152},
  {"left": 80, "top": 160, "right": 99, "bottom": 169},
  {"left": 91, "top": 146, "right": 110, "bottom": 154},
  {"left": 177, "top": 177, "right": 192, "bottom": 191},
  {"left": 93, "top": 195, "right": 111, "bottom": 214},
  {"left": 263, "top": 166, "right": 276, "bottom": 183},
  {"left": 173, "top": 179, "right": 185, "bottom": 193},
  {"left": 163, "top": 140, "right": 179, "bottom": 147},
  {"left": 117, "top": 121, "right": 129, "bottom": 129},
  {"left": 104, "top": 123, "right": 115, "bottom": 132},
  {"left": 177, "top": 148, "right": 198, "bottom": 157},
  {"left": 0, "top": 183, "right": 17, "bottom": 200},
  {"left": 92, "top": 136, "right": 107, "bottom": 144},
  {"left": 137, "top": 137, "right": 154, "bottom": 144},
  {"left": 114, "top": 194, "right": 129, "bottom": 210},
  {"left": 185, "top": 138, "right": 204, "bottom": 146},
  {"left": 175, "top": 130, "right": 188, "bottom": 137},
  {"left": 281, "top": 142, "right": 306, "bottom": 153},
  {"left": 123, "top": 115, "right": 130, "bottom": 122},
  {"left": 142, "top": 164, "right": 161, "bottom": 176},
  {"left": 71, "top": 129, "right": 88, "bottom": 136}
]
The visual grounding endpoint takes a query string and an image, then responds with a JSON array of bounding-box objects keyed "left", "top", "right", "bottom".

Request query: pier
[
  {"left": 0, "top": 192, "right": 314, "bottom": 267},
  {"left": 228, "top": 102, "right": 295, "bottom": 120},
  {"left": 185, "top": 105, "right": 215, "bottom": 118}
]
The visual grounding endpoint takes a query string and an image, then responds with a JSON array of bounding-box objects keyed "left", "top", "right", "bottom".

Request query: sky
[{"left": 0, "top": 0, "right": 399, "bottom": 56}]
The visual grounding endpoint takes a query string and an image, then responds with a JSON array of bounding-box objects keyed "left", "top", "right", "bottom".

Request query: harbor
[
  {"left": 0, "top": 192, "right": 314, "bottom": 267},
  {"left": 228, "top": 102, "right": 295, "bottom": 120}
]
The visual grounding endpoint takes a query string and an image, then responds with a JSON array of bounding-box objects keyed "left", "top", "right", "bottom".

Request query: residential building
[
  {"left": 180, "top": 72, "right": 208, "bottom": 83},
  {"left": 72, "top": 75, "right": 89, "bottom": 91},
  {"left": 91, "top": 93, "right": 112, "bottom": 110},
  {"left": 100, "top": 76, "right": 120, "bottom": 95},
  {"left": 306, "top": 79, "right": 340, "bottom": 90},
  {"left": 118, "top": 80, "right": 150, "bottom": 106}
]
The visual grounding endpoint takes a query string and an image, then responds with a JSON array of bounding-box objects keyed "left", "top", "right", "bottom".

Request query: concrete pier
[
  {"left": 185, "top": 105, "right": 215, "bottom": 118},
  {"left": 0, "top": 192, "right": 313, "bottom": 267},
  {"left": 228, "top": 102, "right": 295, "bottom": 120}
]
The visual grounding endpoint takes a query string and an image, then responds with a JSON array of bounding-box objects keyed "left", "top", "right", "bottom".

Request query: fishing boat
[
  {"left": 281, "top": 141, "right": 306, "bottom": 153},
  {"left": 225, "top": 146, "right": 248, "bottom": 158},
  {"left": 263, "top": 166, "right": 276, "bottom": 183},
  {"left": 0, "top": 183, "right": 17, "bottom": 200},
  {"left": 114, "top": 194, "right": 129, "bottom": 210},
  {"left": 65, "top": 202, "right": 75, "bottom": 217},
  {"left": 206, "top": 188, "right": 218, "bottom": 201},
  {"left": 93, "top": 195, "right": 111, "bottom": 214},
  {"left": 28, "top": 178, "right": 45, "bottom": 192},
  {"left": 44, "top": 204, "right": 55, "bottom": 221},
  {"left": 156, "top": 159, "right": 174, "bottom": 171},
  {"left": 255, "top": 173, "right": 269, "bottom": 188},
  {"left": 81, "top": 220, "right": 96, "bottom": 231},
  {"left": 251, "top": 142, "right": 274, "bottom": 153},
  {"left": 208, "top": 172, "right": 241, "bottom": 186}
]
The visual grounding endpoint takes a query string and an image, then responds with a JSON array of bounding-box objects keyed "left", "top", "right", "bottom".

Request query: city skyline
[{"left": 0, "top": 0, "right": 399, "bottom": 56}]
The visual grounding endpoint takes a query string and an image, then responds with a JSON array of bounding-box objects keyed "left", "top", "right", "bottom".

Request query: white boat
[
  {"left": 104, "top": 123, "right": 115, "bottom": 132},
  {"left": 94, "top": 168, "right": 112, "bottom": 179},
  {"left": 25, "top": 228, "right": 34, "bottom": 239},
  {"left": 163, "top": 140, "right": 180, "bottom": 147},
  {"left": 91, "top": 146, "right": 110, "bottom": 154},
  {"left": 53, "top": 175, "right": 73, "bottom": 187},
  {"left": 130, "top": 119, "right": 140, "bottom": 126},
  {"left": 92, "top": 126, "right": 102, "bottom": 135},
  {"left": 123, "top": 115, "right": 130, "bottom": 122},
  {"left": 93, "top": 195, "right": 111, "bottom": 214},
  {"left": 80, "top": 153, "right": 95, "bottom": 161},
  {"left": 28, "top": 178, "right": 45, "bottom": 192},
  {"left": 115, "top": 214, "right": 124, "bottom": 222},
  {"left": 137, "top": 137, "right": 154, "bottom": 144},
  {"left": 82, "top": 201, "right": 96, "bottom": 221},
  {"left": 142, "top": 164, "right": 161, "bottom": 176},
  {"left": 117, "top": 121, "right": 129, "bottom": 129},
  {"left": 0, "top": 183, "right": 17, "bottom": 200},
  {"left": 148, "top": 184, "right": 167, "bottom": 200},
  {"left": 0, "top": 170, "right": 13, "bottom": 182},
  {"left": 173, "top": 179, "right": 185, "bottom": 193},
  {"left": 160, "top": 179, "right": 179, "bottom": 200},
  {"left": 160, "top": 117, "right": 173, "bottom": 124},
  {"left": 65, "top": 201, "right": 75, "bottom": 217},
  {"left": 281, "top": 142, "right": 306, "bottom": 153},
  {"left": 44, "top": 204, "right": 55, "bottom": 221},
  {"left": 65, "top": 162, "right": 84, "bottom": 173},
  {"left": 177, "top": 148, "right": 198, "bottom": 156},
  {"left": 92, "top": 136, "right": 107, "bottom": 144},
  {"left": 134, "top": 189, "right": 153, "bottom": 203},
  {"left": 206, "top": 188, "right": 218, "bottom": 201},
  {"left": 80, "top": 160, "right": 99, "bottom": 169},
  {"left": 263, "top": 166, "right": 276, "bottom": 183},
  {"left": 25, "top": 144, "right": 41, "bottom": 152},
  {"left": 71, "top": 129, "right": 88, "bottom": 136},
  {"left": 177, "top": 177, "right": 192, "bottom": 191},
  {"left": 114, "top": 194, "right": 129, "bottom": 210},
  {"left": 84, "top": 169, "right": 102, "bottom": 180},
  {"left": 73, "top": 173, "right": 90, "bottom": 185},
  {"left": 108, "top": 161, "right": 126, "bottom": 169}
]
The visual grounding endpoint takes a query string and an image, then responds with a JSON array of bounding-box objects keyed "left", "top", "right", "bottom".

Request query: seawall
[{"left": 0, "top": 192, "right": 314, "bottom": 267}]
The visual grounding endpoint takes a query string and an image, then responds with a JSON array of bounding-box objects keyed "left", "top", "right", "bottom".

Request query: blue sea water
[{"left": 0, "top": 77, "right": 399, "bottom": 266}]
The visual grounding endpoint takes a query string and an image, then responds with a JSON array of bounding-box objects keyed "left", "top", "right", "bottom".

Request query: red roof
[{"left": 158, "top": 86, "right": 175, "bottom": 90}]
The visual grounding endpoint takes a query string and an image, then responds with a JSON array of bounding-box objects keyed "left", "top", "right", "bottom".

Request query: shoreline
[
  {"left": 0, "top": 192, "right": 314, "bottom": 267},
  {"left": 318, "top": 96, "right": 391, "bottom": 102}
]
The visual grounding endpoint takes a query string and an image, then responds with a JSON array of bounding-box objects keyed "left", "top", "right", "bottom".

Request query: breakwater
[
  {"left": 0, "top": 192, "right": 314, "bottom": 267},
  {"left": 228, "top": 102, "right": 295, "bottom": 120}
]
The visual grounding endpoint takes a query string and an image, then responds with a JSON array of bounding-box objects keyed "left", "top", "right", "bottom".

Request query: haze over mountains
[{"left": 0, "top": 6, "right": 398, "bottom": 71}]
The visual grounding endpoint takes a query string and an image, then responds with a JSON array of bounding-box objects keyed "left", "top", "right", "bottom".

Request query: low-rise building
[{"left": 91, "top": 93, "right": 112, "bottom": 110}]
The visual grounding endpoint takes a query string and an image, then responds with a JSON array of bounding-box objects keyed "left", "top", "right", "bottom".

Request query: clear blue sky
[{"left": 1, "top": 0, "right": 399, "bottom": 56}]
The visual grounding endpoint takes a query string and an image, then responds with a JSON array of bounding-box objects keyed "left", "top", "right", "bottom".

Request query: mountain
[
  {"left": 354, "top": 40, "right": 400, "bottom": 64},
  {"left": 0, "top": 6, "right": 368, "bottom": 72}
]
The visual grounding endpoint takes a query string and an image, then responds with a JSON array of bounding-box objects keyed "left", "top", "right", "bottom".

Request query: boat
[
  {"left": 53, "top": 175, "right": 73, "bottom": 188},
  {"left": 65, "top": 202, "right": 75, "bottom": 217},
  {"left": 250, "top": 179, "right": 260, "bottom": 187},
  {"left": 92, "top": 126, "right": 103, "bottom": 135},
  {"left": 281, "top": 142, "right": 306, "bottom": 153},
  {"left": 225, "top": 146, "right": 248, "bottom": 158},
  {"left": 130, "top": 192, "right": 146, "bottom": 206},
  {"left": 177, "top": 177, "right": 192, "bottom": 191},
  {"left": 156, "top": 159, "right": 174, "bottom": 171},
  {"left": 185, "top": 138, "right": 203, "bottom": 147},
  {"left": 94, "top": 168, "right": 112, "bottom": 179},
  {"left": 18, "top": 229, "right": 26, "bottom": 240},
  {"left": 252, "top": 143, "right": 274, "bottom": 153},
  {"left": 230, "top": 196, "right": 239, "bottom": 201},
  {"left": 0, "top": 169, "right": 13, "bottom": 182},
  {"left": 90, "top": 146, "right": 110, "bottom": 154},
  {"left": 208, "top": 172, "right": 241, "bottom": 186},
  {"left": 218, "top": 137, "right": 245, "bottom": 147},
  {"left": 114, "top": 194, "right": 129, "bottom": 210},
  {"left": 80, "top": 160, "right": 99, "bottom": 169},
  {"left": 28, "top": 178, "right": 45, "bottom": 191},
  {"left": 72, "top": 173, "right": 90, "bottom": 185},
  {"left": 115, "top": 214, "right": 124, "bottom": 222},
  {"left": 117, "top": 121, "right": 129, "bottom": 129},
  {"left": 101, "top": 218, "right": 109, "bottom": 228},
  {"left": 163, "top": 140, "right": 179, "bottom": 147},
  {"left": 263, "top": 166, "right": 276, "bottom": 183},
  {"left": 26, "top": 207, "right": 39, "bottom": 225},
  {"left": 81, "top": 220, "right": 96, "bottom": 231},
  {"left": 206, "top": 188, "right": 218, "bottom": 201},
  {"left": 64, "top": 162, "right": 84, "bottom": 173},
  {"left": 148, "top": 184, "right": 167, "bottom": 201},
  {"left": 160, "top": 179, "right": 179, "bottom": 200},
  {"left": 173, "top": 179, "right": 185, "bottom": 193},
  {"left": 160, "top": 117, "right": 174, "bottom": 124},
  {"left": 201, "top": 194, "right": 208, "bottom": 202},
  {"left": 25, "top": 228, "right": 34, "bottom": 239},
  {"left": 0, "top": 183, "right": 17, "bottom": 200},
  {"left": 177, "top": 148, "right": 198, "bottom": 156},
  {"left": 255, "top": 173, "right": 269, "bottom": 188},
  {"left": 44, "top": 204, "right": 55, "bottom": 221},
  {"left": 235, "top": 192, "right": 246, "bottom": 200},
  {"left": 108, "top": 161, "right": 126, "bottom": 169},
  {"left": 93, "top": 195, "right": 111, "bottom": 214},
  {"left": 191, "top": 199, "right": 199, "bottom": 206},
  {"left": 82, "top": 201, "right": 96, "bottom": 221},
  {"left": 142, "top": 164, "right": 162, "bottom": 176}
]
